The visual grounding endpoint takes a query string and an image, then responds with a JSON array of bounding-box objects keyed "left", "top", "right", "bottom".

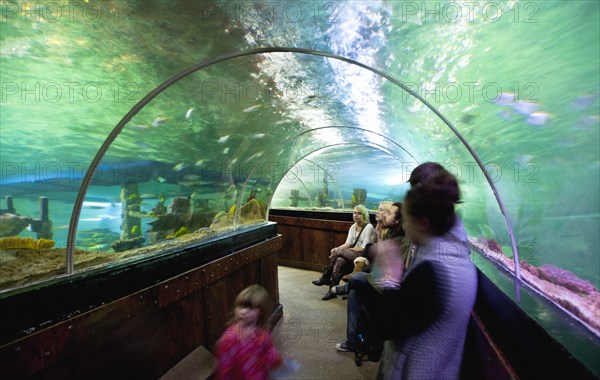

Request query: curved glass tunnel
[{"left": 0, "top": 0, "right": 598, "bottom": 375}]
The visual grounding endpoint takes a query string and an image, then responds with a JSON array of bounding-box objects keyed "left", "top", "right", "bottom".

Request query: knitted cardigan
[{"left": 376, "top": 220, "right": 477, "bottom": 380}]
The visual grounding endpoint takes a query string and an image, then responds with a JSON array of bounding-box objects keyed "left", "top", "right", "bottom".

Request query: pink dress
[{"left": 214, "top": 323, "right": 282, "bottom": 380}]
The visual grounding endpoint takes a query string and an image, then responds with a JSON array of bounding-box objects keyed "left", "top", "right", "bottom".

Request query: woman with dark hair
[
  {"left": 334, "top": 201, "right": 407, "bottom": 358},
  {"left": 372, "top": 169, "right": 477, "bottom": 380}
]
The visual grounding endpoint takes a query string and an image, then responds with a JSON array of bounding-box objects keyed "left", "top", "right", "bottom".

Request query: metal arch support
[
  {"left": 66, "top": 47, "right": 520, "bottom": 280},
  {"left": 237, "top": 124, "right": 417, "bottom": 225}
]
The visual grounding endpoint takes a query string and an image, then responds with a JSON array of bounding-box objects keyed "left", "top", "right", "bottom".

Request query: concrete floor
[{"left": 272, "top": 266, "right": 379, "bottom": 380}]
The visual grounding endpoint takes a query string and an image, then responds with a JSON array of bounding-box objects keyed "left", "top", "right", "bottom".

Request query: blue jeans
[{"left": 346, "top": 271, "right": 380, "bottom": 348}]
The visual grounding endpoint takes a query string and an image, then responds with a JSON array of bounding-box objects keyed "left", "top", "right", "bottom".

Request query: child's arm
[
  {"left": 264, "top": 331, "right": 283, "bottom": 369},
  {"left": 214, "top": 328, "right": 239, "bottom": 379}
]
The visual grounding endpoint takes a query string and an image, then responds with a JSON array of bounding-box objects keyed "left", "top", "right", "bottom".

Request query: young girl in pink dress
[{"left": 214, "top": 285, "right": 282, "bottom": 380}]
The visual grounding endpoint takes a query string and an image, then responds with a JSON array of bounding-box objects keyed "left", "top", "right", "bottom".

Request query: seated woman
[
  {"left": 342, "top": 201, "right": 393, "bottom": 281},
  {"left": 334, "top": 201, "right": 406, "bottom": 358},
  {"left": 311, "top": 204, "right": 375, "bottom": 300},
  {"left": 372, "top": 168, "right": 477, "bottom": 380}
]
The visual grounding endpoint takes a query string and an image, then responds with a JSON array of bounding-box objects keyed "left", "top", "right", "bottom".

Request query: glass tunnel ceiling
[
  {"left": 0, "top": 1, "right": 598, "bottom": 311},
  {"left": 67, "top": 49, "right": 515, "bottom": 261}
]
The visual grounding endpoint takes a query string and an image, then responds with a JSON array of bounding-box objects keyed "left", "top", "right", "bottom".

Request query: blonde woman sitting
[
  {"left": 312, "top": 205, "right": 375, "bottom": 300},
  {"left": 342, "top": 201, "right": 393, "bottom": 281}
]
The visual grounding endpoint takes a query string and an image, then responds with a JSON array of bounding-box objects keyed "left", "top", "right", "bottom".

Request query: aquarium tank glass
[{"left": 1, "top": 0, "right": 598, "bottom": 372}]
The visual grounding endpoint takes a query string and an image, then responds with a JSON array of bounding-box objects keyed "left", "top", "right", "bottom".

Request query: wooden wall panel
[
  {"left": 0, "top": 236, "right": 282, "bottom": 379},
  {"left": 270, "top": 215, "right": 353, "bottom": 271},
  {"left": 277, "top": 224, "right": 302, "bottom": 263},
  {"left": 261, "top": 252, "right": 280, "bottom": 307},
  {"left": 301, "top": 228, "right": 333, "bottom": 267}
]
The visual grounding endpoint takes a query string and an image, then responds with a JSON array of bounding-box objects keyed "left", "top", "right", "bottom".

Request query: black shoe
[
  {"left": 322, "top": 290, "right": 337, "bottom": 300},
  {"left": 312, "top": 278, "right": 330, "bottom": 286}
]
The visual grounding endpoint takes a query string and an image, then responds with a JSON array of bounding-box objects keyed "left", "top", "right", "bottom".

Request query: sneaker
[
  {"left": 333, "top": 284, "right": 348, "bottom": 296},
  {"left": 335, "top": 342, "right": 353, "bottom": 352}
]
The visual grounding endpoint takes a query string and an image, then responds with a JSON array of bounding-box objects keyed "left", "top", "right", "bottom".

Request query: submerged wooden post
[
  {"left": 289, "top": 189, "right": 299, "bottom": 207},
  {"left": 120, "top": 183, "right": 142, "bottom": 240},
  {"left": 5, "top": 196, "right": 15, "bottom": 214},
  {"left": 37, "top": 196, "right": 53, "bottom": 240},
  {"left": 352, "top": 188, "right": 367, "bottom": 207},
  {"left": 39, "top": 197, "right": 49, "bottom": 222},
  {"left": 317, "top": 178, "right": 329, "bottom": 207}
]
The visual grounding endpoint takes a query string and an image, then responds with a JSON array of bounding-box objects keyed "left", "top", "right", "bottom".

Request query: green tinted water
[{"left": 0, "top": 0, "right": 598, "bottom": 297}]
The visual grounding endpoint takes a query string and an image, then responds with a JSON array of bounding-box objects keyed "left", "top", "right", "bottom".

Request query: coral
[
  {"left": 0, "top": 213, "right": 31, "bottom": 237},
  {"left": 537, "top": 264, "right": 597, "bottom": 296},
  {"left": 486, "top": 239, "right": 504, "bottom": 254},
  {"left": 111, "top": 236, "right": 145, "bottom": 252},
  {"left": 174, "top": 226, "right": 191, "bottom": 238},
  {"left": 520, "top": 260, "right": 539, "bottom": 277},
  {"left": 151, "top": 203, "right": 167, "bottom": 216},
  {"left": 0, "top": 236, "right": 55, "bottom": 251},
  {"left": 210, "top": 211, "right": 232, "bottom": 229}
]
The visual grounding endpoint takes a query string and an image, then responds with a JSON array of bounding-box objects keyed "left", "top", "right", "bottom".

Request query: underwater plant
[
  {"left": 174, "top": 226, "right": 191, "bottom": 238},
  {"left": 151, "top": 193, "right": 168, "bottom": 216},
  {"left": 246, "top": 189, "right": 257, "bottom": 203},
  {"left": 127, "top": 193, "right": 141, "bottom": 205}
]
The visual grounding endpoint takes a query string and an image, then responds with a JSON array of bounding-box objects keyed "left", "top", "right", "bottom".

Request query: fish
[
  {"left": 245, "top": 153, "right": 259, "bottom": 163},
  {"left": 526, "top": 112, "right": 551, "bottom": 126},
  {"left": 570, "top": 94, "right": 598, "bottom": 110},
  {"left": 130, "top": 124, "right": 150, "bottom": 130},
  {"left": 183, "top": 175, "right": 201, "bottom": 181},
  {"left": 497, "top": 109, "right": 514, "bottom": 120},
  {"left": 97, "top": 214, "right": 119, "bottom": 220},
  {"left": 252, "top": 133, "right": 266, "bottom": 139},
  {"left": 516, "top": 155, "right": 535, "bottom": 166},
  {"left": 218, "top": 135, "right": 230, "bottom": 144},
  {"left": 223, "top": 147, "right": 230, "bottom": 154},
  {"left": 86, "top": 243, "right": 110, "bottom": 252},
  {"left": 178, "top": 180, "right": 205, "bottom": 187},
  {"left": 460, "top": 114, "right": 476, "bottom": 125},
  {"left": 135, "top": 141, "right": 150, "bottom": 150},
  {"left": 572, "top": 115, "right": 599, "bottom": 131},
  {"left": 140, "top": 194, "right": 158, "bottom": 199},
  {"left": 513, "top": 101, "right": 539, "bottom": 115},
  {"left": 185, "top": 108, "right": 194, "bottom": 119},
  {"left": 152, "top": 117, "right": 168, "bottom": 127},
  {"left": 156, "top": 176, "right": 167, "bottom": 183},
  {"left": 173, "top": 163, "right": 186, "bottom": 172},
  {"left": 82, "top": 201, "right": 113, "bottom": 209},
  {"left": 496, "top": 92, "right": 517, "bottom": 106},
  {"left": 243, "top": 105, "right": 263, "bottom": 113},
  {"left": 195, "top": 159, "right": 204, "bottom": 167}
]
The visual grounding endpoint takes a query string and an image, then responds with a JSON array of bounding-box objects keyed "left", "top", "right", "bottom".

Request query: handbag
[{"left": 350, "top": 223, "right": 367, "bottom": 248}]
